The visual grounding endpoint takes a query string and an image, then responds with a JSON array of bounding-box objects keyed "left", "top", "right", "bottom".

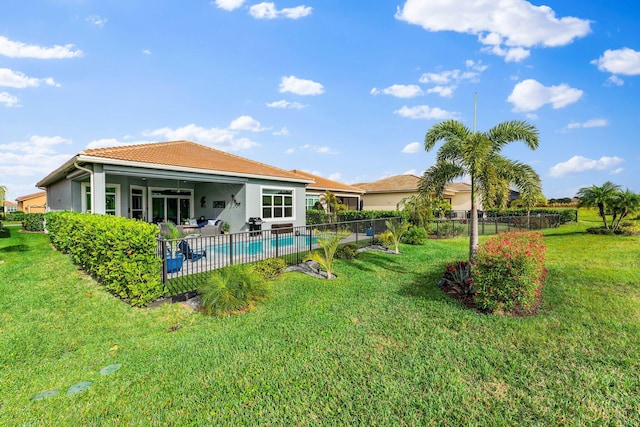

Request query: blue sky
[{"left": 1, "top": 0, "right": 639, "bottom": 201}]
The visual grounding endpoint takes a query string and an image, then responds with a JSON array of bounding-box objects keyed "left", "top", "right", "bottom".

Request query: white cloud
[
  {"left": 213, "top": 0, "right": 245, "bottom": 11},
  {"left": 285, "top": 144, "right": 337, "bottom": 155},
  {"left": 592, "top": 48, "right": 640, "bottom": 76},
  {"left": 610, "top": 167, "right": 624, "bottom": 175},
  {"left": 0, "top": 68, "right": 60, "bottom": 88},
  {"left": 549, "top": 155, "right": 624, "bottom": 177},
  {"left": 249, "top": 2, "right": 312, "bottom": 19},
  {"left": 419, "top": 60, "right": 487, "bottom": 96},
  {"left": 402, "top": 142, "right": 421, "bottom": 153},
  {"left": 279, "top": 75, "right": 324, "bottom": 96},
  {"left": 396, "top": 0, "right": 591, "bottom": 62},
  {"left": 606, "top": 75, "right": 624, "bottom": 86},
  {"left": 0, "top": 91, "right": 19, "bottom": 107},
  {"left": 328, "top": 172, "right": 342, "bottom": 182},
  {"left": 394, "top": 105, "right": 457, "bottom": 120},
  {"left": 0, "top": 136, "right": 73, "bottom": 182},
  {"left": 273, "top": 127, "right": 289, "bottom": 136},
  {"left": 0, "top": 36, "right": 83, "bottom": 59},
  {"left": 142, "top": 49, "right": 152, "bottom": 55},
  {"left": 426, "top": 86, "right": 455, "bottom": 97},
  {"left": 507, "top": 79, "right": 583, "bottom": 112},
  {"left": 228, "top": 115, "right": 266, "bottom": 132},
  {"left": 266, "top": 99, "right": 307, "bottom": 109},
  {"left": 86, "top": 15, "right": 107, "bottom": 27},
  {"left": 403, "top": 169, "right": 418, "bottom": 176},
  {"left": 371, "top": 84, "right": 423, "bottom": 98},
  {"left": 566, "top": 118, "right": 608, "bottom": 129},
  {"left": 143, "top": 124, "right": 259, "bottom": 151}
]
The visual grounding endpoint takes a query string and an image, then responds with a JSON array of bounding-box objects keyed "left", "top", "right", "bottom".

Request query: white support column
[{"left": 92, "top": 164, "right": 106, "bottom": 214}]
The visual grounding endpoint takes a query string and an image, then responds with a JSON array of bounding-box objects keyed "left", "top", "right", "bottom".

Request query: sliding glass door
[{"left": 151, "top": 189, "right": 192, "bottom": 224}]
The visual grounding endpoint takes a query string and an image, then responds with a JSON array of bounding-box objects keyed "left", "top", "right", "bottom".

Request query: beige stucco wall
[
  {"left": 361, "top": 192, "right": 414, "bottom": 211},
  {"left": 17, "top": 194, "right": 47, "bottom": 213}
]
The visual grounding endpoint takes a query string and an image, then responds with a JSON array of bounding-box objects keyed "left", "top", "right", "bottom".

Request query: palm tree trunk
[
  {"left": 598, "top": 204, "right": 609, "bottom": 229},
  {"left": 469, "top": 179, "right": 479, "bottom": 262}
]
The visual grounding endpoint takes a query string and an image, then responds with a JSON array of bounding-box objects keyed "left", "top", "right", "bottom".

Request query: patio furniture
[
  {"left": 178, "top": 240, "right": 206, "bottom": 262},
  {"left": 199, "top": 219, "right": 224, "bottom": 237},
  {"left": 166, "top": 252, "right": 185, "bottom": 273}
]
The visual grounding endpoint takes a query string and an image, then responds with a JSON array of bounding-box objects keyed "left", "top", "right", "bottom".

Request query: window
[
  {"left": 262, "top": 188, "right": 293, "bottom": 219},
  {"left": 150, "top": 188, "right": 192, "bottom": 224},
  {"left": 130, "top": 187, "right": 145, "bottom": 220},
  {"left": 306, "top": 195, "right": 320, "bottom": 210},
  {"left": 82, "top": 183, "right": 120, "bottom": 215}
]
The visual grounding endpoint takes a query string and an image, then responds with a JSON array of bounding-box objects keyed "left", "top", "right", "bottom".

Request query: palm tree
[
  {"left": 610, "top": 189, "right": 640, "bottom": 230},
  {"left": 322, "top": 190, "right": 346, "bottom": 222},
  {"left": 421, "top": 120, "right": 541, "bottom": 262},
  {"left": 576, "top": 181, "right": 620, "bottom": 229}
]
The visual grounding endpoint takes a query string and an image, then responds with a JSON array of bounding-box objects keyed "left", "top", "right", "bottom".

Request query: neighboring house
[
  {"left": 289, "top": 170, "right": 365, "bottom": 211},
  {"left": 15, "top": 191, "right": 47, "bottom": 213},
  {"left": 36, "top": 140, "right": 314, "bottom": 232},
  {"left": 2, "top": 200, "right": 18, "bottom": 214},
  {"left": 355, "top": 174, "right": 481, "bottom": 214}
]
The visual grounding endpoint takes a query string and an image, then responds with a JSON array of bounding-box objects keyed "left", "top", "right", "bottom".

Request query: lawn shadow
[
  {"left": 0, "top": 244, "right": 30, "bottom": 253},
  {"left": 351, "top": 251, "right": 408, "bottom": 274},
  {"left": 0, "top": 228, "right": 11, "bottom": 239},
  {"left": 398, "top": 270, "right": 443, "bottom": 300}
]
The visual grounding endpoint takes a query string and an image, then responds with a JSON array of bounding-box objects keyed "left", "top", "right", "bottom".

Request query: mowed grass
[{"left": 0, "top": 211, "right": 639, "bottom": 425}]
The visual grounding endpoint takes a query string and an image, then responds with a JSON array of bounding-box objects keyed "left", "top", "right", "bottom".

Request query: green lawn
[{"left": 1, "top": 211, "right": 639, "bottom": 425}]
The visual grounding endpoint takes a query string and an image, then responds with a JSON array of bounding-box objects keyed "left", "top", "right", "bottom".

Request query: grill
[{"left": 248, "top": 217, "right": 263, "bottom": 235}]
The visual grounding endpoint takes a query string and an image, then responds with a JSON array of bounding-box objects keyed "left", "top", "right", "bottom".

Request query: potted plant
[
  {"left": 159, "top": 222, "right": 185, "bottom": 273},
  {"left": 221, "top": 222, "right": 231, "bottom": 234}
]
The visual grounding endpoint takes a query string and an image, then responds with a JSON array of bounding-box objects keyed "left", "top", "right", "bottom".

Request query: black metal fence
[
  {"left": 158, "top": 214, "right": 561, "bottom": 300},
  {"left": 158, "top": 217, "right": 397, "bottom": 299},
  {"left": 426, "top": 214, "right": 561, "bottom": 239}
]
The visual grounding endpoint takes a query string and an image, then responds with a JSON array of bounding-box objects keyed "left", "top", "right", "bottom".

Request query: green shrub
[
  {"left": 473, "top": 231, "right": 547, "bottom": 314},
  {"left": 251, "top": 257, "right": 287, "bottom": 279},
  {"left": 401, "top": 226, "right": 428, "bottom": 245},
  {"left": 5, "top": 211, "right": 26, "bottom": 222},
  {"left": 199, "top": 264, "right": 270, "bottom": 316},
  {"left": 336, "top": 242, "right": 359, "bottom": 259},
  {"left": 45, "top": 211, "right": 164, "bottom": 307},
  {"left": 305, "top": 230, "right": 351, "bottom": 279},
  {"left": 485, "top": 208, "right": 577, "bottom": 223},
  {"left": 23, "top": 213, "right": 45, "bottom": 232},
  {"left": 586, "top": 227, "right": 616, "bottom": 235},
  {"left": 619, "top": 221, "right": 640, "bottom": 236},
  {"left": 377, "top": 230, "right": 394, "bottom": 248}
]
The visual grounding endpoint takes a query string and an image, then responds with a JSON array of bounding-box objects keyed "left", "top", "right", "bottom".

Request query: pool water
[{"left": 211, "top": 234, "right": 317, "bottom": 256}]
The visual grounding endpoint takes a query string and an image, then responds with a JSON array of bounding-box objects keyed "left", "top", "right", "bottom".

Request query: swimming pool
[{"left": 209, "top": 234, "right": 318, "bottom": 256}]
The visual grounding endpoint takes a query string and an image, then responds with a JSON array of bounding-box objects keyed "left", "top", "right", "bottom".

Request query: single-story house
[
  {"left": 36, "top": 140, "right": 314, "bottom": 233},
  {"left": 354, "top": 174, "right": 481, "bottom": 214},
  {"left": 15, "top": 191, "right": 47, "bottom": 213},
  {"left": 2, "top": 200, "right": 18, "bottom": 214},
  {"left": 289, "top": 169, "right": 364, "bottom": 211}
]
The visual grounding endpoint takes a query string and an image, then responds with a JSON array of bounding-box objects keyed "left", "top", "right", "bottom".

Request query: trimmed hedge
[
  {"left": 485, "top": 208, "right": 577, "bottom": 223},
  {"left": 46, "top": 212, "right": 164, "bottom": 307},
  {"left": 24, "top": 213, "right": 45, "bottom": 232},
  {"left": 306, "top": 209, "right": 404, "bottom": 225}
]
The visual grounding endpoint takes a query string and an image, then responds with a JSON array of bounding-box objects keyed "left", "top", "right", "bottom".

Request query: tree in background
[
  {"left": 397, "top": 194, "right": 450, "bottom": 228},
  {"left": 321, "top": 190, "right": 347, "bottom": 222},
  {"left": 576, "top": 181, "right": 620, "bottom": 229},
  {"left": 0, "top": 186, "right": 6, "bottom": 218},
  {"left": 421, "top": 119, "right": 541, "bottom": 262}
]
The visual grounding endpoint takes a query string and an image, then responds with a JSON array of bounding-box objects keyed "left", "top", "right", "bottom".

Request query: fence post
[
  {"left": 275, "top": 233, "right": 279, "bottom": 258},
  {"left": 229, "top": 234, "right": 234, "bottom": 265},
  {"left": 160, "top": 238, "right": 168, "bottom": 285}
]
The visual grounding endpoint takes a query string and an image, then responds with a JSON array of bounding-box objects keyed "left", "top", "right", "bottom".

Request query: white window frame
[
  {"left": 130, "top": 185, "right": 147, "bottom": 220},
  {"left": 81, "top": 182, "right": 121, "bottom": 216},
  {"left": 149, "top": 187, "right": 194, "bottom": 224},
  {"left": 261, "top": 186, "right": 295, "bottom": 221}
]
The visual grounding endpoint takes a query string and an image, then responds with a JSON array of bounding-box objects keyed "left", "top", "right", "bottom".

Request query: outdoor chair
[{"left": 178, "top": 239, "right": 206, "bottom": 262}]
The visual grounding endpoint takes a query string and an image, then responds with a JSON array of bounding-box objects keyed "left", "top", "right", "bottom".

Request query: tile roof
[
  {"left": 15, "top": 191, "right": 46, "bottom": 202},
  {"left": 354, "top": 174, "right": 472, "bottom": 194},
  {"left": 354, "top": 174, "right": 421, "bottom": 193},
  {"left": 290, "top": 170, "right": 364, "bottom": 194},
  {"left": 79, "top": 140, "right": 307, "bottom": 181}
]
